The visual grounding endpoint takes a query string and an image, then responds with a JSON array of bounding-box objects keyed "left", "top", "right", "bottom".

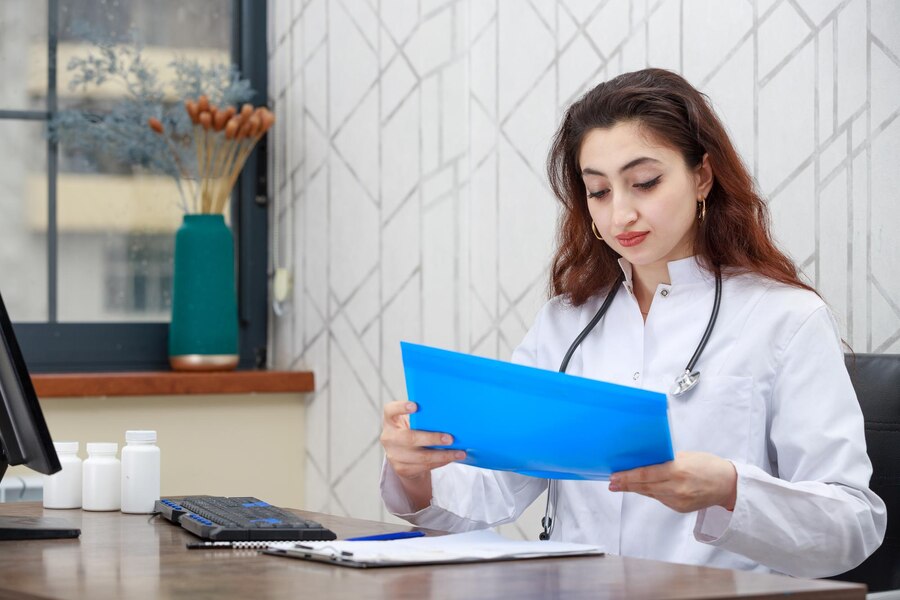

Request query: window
[
  {"left": 0, "top": 0, "right": 268, "bottom": 372},
  {"left": 103, "top": 234, "right": 173, "bottom": 317}
]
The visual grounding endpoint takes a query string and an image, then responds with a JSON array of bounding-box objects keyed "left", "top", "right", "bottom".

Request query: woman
[{"left": 379, "top": 68, "right": 885, "bottom": 577}]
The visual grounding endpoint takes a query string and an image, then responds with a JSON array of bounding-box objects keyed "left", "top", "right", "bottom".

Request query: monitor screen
[{"left": 0, "top": 291, "right": 79, "bottom": 540}]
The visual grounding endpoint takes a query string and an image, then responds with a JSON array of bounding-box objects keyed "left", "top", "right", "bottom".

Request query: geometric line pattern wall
[{"left": 267, "top": 0, "right": 900, "bottom": 536}]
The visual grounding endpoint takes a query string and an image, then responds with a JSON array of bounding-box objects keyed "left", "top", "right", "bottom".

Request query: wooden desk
[{"left": 0, "top": 502, "right": 864, "bottom": 599}]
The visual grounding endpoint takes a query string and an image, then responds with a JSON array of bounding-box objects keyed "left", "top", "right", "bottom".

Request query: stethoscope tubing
[
  {"left": 685, "top": 271, "right": 722, "bottom": 373},
  {"left": 557, "top": 273, "right": 625, "bottom": 373}
]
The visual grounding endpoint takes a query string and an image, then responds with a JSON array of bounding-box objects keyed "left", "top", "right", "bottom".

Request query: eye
[
  {"left": 634, "top": 175, "right": 662, "bottom": 190},
  {"left": 587, "top": 189, "right": 609, "bottom": 199}
]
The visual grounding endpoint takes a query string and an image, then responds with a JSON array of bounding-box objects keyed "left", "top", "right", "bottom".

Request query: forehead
[{"left": 578, "top": 122, "right": 679, "bottom": 172}]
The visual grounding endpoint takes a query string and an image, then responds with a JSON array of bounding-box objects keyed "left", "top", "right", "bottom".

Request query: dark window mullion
[
  {"left": 47, "top": 0, "right": 59, "bottom": 323},
  {"left": 233, "top": 0, "right": 269, "bottom": 368}
]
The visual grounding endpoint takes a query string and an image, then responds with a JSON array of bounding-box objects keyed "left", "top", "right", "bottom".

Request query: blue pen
[{"left": 344, "top": 531, "right": 426, "bottom": 542}]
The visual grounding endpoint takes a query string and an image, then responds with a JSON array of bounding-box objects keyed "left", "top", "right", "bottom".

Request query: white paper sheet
[{"left": 264, "top": 530, "right": 604, "bottom": 567}]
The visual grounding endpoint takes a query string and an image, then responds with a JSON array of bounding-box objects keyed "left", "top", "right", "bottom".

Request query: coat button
[
  {"left": 660, "top": 289, "right": 669, "bottom": 297},
  {"left": 632, "top": 372, "right": 640, "bottom": 380}
]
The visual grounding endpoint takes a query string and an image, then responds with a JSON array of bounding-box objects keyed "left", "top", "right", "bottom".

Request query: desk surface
[{"left": 0, "top": 502, "right": 864, "bottom": 600}]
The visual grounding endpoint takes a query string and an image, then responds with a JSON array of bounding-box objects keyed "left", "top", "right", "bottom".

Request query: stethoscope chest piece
[{"left": 670, "top": 369, "right": 701, "bottom": 397}]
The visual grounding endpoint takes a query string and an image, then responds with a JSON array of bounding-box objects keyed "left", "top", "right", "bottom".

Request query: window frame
[{"left": 2, "top": 0, "right": 269, "bottom": 373}]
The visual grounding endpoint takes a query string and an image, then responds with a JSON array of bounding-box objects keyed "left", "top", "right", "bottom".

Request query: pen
[
  {"left": 187, "top": 541, "right": 242, "bottom": 549},
  {"left": 186, "top": 541, "right": 305, "bottom": 549},
  {"left": 344, "top": 531, "right": 426, "bottom": 542}
]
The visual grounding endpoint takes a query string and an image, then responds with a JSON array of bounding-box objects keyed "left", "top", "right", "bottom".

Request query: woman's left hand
[{"left": 608, "top": 451, "right": 737, "bottom": 513}]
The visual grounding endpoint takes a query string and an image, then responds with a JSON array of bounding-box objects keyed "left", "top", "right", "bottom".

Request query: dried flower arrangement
[
  {"left": 50, "top": 36, "right": 270, "bottom": 214},
  {"left": 148, "top": 97, "right": 274, "bottom": 214}
]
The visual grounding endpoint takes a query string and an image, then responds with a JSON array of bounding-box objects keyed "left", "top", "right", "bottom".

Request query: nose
[{"left": 610, "top": 192, "right": 638, "bottom": 229}]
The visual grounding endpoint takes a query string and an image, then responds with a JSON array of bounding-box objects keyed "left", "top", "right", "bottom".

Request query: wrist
[
  {"left": 400, "top": 471, "right": 433, "bottom": 512},
  {"left": 720, "top": 461, "right": 738, "bottom": 511}
]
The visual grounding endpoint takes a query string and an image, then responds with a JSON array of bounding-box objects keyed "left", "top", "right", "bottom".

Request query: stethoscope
[{"left": 539, "top": 269, "right": 723, "bottom": 541}]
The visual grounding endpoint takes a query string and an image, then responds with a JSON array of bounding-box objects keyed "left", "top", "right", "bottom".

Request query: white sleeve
[
  {"left": 693, "top": 306, "right": 887, "bottom": 577},
  {"left": 380, "top": 460, "right": 547, "bottom": 531},
  {"left": 379, "top": 302, "right": 553, "bottom": 531}
]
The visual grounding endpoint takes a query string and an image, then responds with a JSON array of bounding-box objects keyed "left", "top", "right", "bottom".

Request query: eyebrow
[{"left": 581, "top": 157, "right": 662, "bottom": 177}]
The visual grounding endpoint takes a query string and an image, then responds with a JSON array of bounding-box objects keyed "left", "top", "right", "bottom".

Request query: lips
[{"left": 615, "top": 231, "right": 649, "bottom": 247}]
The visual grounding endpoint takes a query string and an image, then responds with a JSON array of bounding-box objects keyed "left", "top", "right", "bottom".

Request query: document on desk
[
  {"left": 262, "top": 530, "right": 604, "bottom": 568},
  {"left": 400, "top": 341, "right": 674, "bottom": 480}
]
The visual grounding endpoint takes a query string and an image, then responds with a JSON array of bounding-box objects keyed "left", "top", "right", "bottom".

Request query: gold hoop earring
[
  {"left": 697, "top": 197, "right": 706, "bottom": 222},
  {"left": 591, "top": 222, "right": 603, "bottom": 240}
]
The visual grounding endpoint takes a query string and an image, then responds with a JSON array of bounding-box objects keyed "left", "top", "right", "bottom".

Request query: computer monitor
[{"left": 0, "top": 290, "right": 80, "bottom": 540}]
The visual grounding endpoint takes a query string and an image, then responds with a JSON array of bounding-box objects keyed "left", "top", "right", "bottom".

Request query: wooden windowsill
[{"left": 31, "top": 370, "right": 315, "bottom": 398}]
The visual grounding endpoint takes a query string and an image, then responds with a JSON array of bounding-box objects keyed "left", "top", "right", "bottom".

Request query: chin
[
  {"left": 615, "top": 247, "right": 662, "bottom": 266},
  {"left": 616, "top": 240, "right": 686, "bottom": 268}
]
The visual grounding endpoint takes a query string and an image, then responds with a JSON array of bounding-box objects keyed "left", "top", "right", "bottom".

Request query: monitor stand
[{"left": 0, "top": 458, "right": 81, "bottom": 540}]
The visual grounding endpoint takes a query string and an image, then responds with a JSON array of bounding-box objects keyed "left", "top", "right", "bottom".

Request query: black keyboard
[{"left": 155, "top": 496, "right": 337, "bottom": 541}]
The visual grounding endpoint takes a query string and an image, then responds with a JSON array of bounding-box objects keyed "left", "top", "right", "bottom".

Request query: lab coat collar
[{"left": 616, "top": 256, "right": 714, "bottom": 289}]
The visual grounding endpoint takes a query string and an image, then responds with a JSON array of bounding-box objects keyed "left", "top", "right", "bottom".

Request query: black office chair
[{"left": 829, "top": 353, "right": 900, "bottom": 594}]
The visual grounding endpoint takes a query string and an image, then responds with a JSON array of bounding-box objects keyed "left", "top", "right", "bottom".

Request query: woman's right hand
[{"left": 380, "top": 400, "right": 466, "bottom": 510}]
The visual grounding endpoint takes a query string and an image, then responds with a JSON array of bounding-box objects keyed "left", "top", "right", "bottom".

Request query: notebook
[{"left": 400, "top": 341, "right": 674, "bottom": 480}]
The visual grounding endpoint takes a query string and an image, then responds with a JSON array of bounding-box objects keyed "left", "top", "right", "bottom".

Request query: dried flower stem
[
  {"left": 211, "top": 138, "right": 238, "bottom": 209},
  {"left": 215, "top": 139, "right": 256, "bottom": 214},
  {"left": 203, "top": 128, "right": 215, "bottom": 213},
  {"left": 191, "top": 126, "right": 203, "bottom": 213}
]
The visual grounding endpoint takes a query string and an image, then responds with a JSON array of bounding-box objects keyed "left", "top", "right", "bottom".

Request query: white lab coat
[{"left": 380, "top": 257, "right": 886, "bottom": 577}]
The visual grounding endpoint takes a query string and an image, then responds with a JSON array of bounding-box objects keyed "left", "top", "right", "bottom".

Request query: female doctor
[{"left": 379, "top": 68, "right": 886, "bottom": 577}]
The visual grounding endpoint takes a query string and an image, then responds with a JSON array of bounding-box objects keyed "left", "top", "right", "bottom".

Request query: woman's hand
[
  {"left": 380, "top": 400, "right": 466, "bottom": 511},
  {"left": 608, "top": 451, "right": 737, "bottom": 513}
]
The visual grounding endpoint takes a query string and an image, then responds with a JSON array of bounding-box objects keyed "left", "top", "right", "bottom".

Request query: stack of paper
[{"left": 263, "top": 530, "right": 603, "bottom": 568}]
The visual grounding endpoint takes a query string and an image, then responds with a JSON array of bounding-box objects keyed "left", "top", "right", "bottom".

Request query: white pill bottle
[
  {"left": 120, "top": 430, "right": 160, "bottom": 514},
  {"left": 82, "top": 443, "right": 121, "bottom": 511},
  {"left": 43, "top": 441, "right": 82, "bottom": 509}
]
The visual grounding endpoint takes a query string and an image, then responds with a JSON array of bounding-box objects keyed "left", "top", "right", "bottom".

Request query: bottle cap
[
  {"left": 125, "top": 430, "right": 157, "bottom": 443},
  {"left": 86, "top": 442, "right": 118, "bottom": 455},
  {"left": 53, "top": 441, "right": 79, "bottom": 453}
]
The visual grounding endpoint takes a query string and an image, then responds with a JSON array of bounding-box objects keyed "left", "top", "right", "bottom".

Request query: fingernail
[
  {"left": 455, "top": 452, "right": 466, "bottom": 460},
  {"left": 441, "top": 435, "right": 452, "bottom": 444},
  {"left": 609, "top": 475, "right": 620, "bottom": 485},
  {"left": 608, "top": 484, "right": 620, "bottom": 492},
  {"left": 406, "top": 402, "right": 416, "bottom": 412}
]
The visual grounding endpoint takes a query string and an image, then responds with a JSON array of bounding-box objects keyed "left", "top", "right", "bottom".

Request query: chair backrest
[{"left": 830, "top": 353, "right": 900, "bottom": 592}]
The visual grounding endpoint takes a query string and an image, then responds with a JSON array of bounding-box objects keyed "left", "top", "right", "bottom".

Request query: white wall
[
  {"left": 267, "top": 0, "right": 900, "bottom": 535},
  {"left": 7, "top": 393, "right": 306, "bottom": 508}
]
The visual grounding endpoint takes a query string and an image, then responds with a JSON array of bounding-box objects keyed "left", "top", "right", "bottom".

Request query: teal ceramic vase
[{"left": 168, "top": 214, "right": 239, "bottom": 371}]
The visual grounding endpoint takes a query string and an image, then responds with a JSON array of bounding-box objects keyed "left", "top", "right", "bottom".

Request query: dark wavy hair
[{"left": 547, "top": 68, "right": 814, "bottom": 305}]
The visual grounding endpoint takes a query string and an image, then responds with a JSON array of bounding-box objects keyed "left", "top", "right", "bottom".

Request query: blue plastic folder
[{"left": 400, "top": 342, "right": 674, "bottom": 480}]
